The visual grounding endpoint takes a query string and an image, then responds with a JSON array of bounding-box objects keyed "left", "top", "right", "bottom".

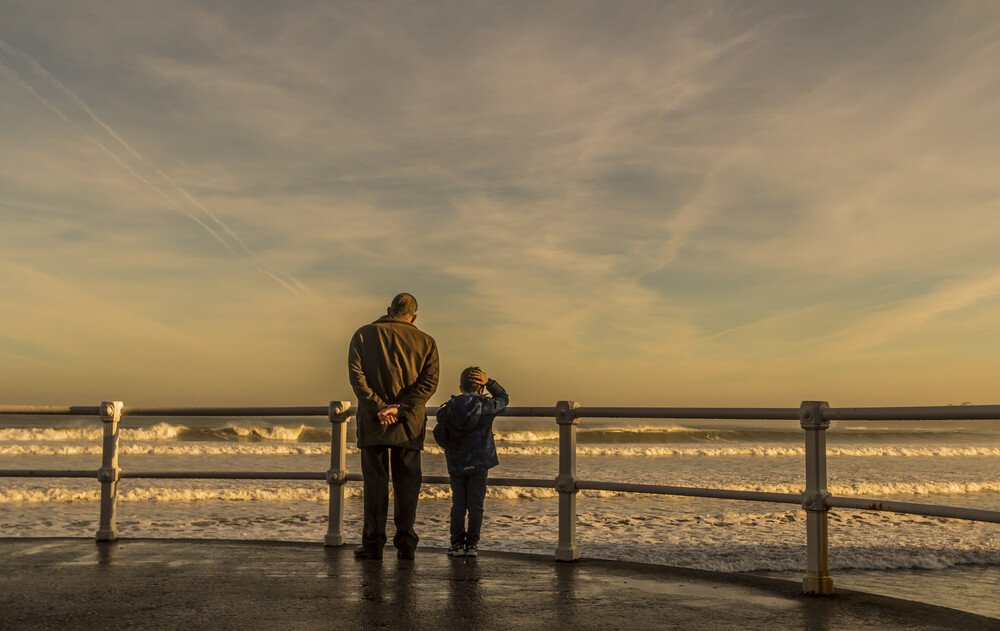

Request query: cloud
[
  {"left": 0, "top": 35, "right": 310, "bottom": 298},
  {"left": 2, "top": 2, "right": 1000, "bottom": 404},
  {"left": 819, "top": 272, "right": 1000, "bottom": 356}
]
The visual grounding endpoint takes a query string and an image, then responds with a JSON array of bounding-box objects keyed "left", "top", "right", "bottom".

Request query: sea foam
[
  {"left": 3, "top": 443, "right": 999, "bottom": 458},
  {"left": 2, "top": 479, "right": 998, "bottom": 505}
]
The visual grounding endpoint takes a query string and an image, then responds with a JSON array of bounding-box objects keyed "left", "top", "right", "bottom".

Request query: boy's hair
[{"left": 460, "top": 366, "right": 481, "bottom": 393}]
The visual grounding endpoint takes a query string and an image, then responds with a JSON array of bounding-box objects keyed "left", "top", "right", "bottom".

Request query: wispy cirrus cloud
[
  {"left": 0, "top": 36, "right": 310, "bottom": 298},
  {"left": 2, "top": 1, "right": 1000, "bottom": 405}
]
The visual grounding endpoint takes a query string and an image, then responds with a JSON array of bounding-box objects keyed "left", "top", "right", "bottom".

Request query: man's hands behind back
[{"left": 377, "top": 405, "right": 400, "bottom": 426}]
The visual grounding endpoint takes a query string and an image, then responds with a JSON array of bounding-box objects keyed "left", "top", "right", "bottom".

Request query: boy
[{"left": 432, "top": 366, "right": 509, "bottom": 557}]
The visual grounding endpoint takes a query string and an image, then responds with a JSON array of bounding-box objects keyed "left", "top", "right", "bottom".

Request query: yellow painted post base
[
  {"left": 554, "top": 546, "right": 579, "bottom": 562},
  {"left": 95, "top": 529, "right": 116, "bottom": 542},
  {"left": 324, "top": 533, "right": 345, "bottom": 547},
  {"left": 802, "top": 574, "right": 834, "bottom": 595}
]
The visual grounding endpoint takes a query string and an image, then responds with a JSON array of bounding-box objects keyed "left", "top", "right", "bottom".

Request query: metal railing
[{"left": 2, "top": 399, "right": 999, "bottom": 596}]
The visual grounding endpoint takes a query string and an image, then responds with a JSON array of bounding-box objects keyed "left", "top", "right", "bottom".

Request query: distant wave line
[
  {"left": 3, "top": 442, "right": 1000, "bottom": 459},
  {"left": 2, "top": 480, "right": 999, "bottom": 504},
  {"left": 1, "top": 424, "right": 993, "bottom": 445}
]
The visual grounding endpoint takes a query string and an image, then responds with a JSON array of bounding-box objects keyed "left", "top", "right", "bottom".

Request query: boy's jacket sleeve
[{"left": 482, "top": 379, "right": 509, "bottom": 417}]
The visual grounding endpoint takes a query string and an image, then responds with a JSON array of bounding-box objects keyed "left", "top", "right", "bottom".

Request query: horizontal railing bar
[
  {"left": 117, "top": 472, "right": 557, "bottom": 488},
  {"left": 826, "top": 496, "right": 1000, "bottom": 523},
  {"left": 422, "top": 475, "right": 555, "bottom": 488},
  {"left": 575, "top": 407, "right": 799, "bottom": 420},
  {"left": 122, "top": 471, "right": 326, "bottom": 480},
  {"left": 122, "top": 405, "right": 557, "bottom": 418},
  {"left": 124, "top": 406, "right": 329, "bottom": 417},
  {"left": 0, "top": 469, "right": 95, "bottom": 478},
  {"left": 576, "top": 480, "right": 803, "bottom": 504},
  {"left": 9, "top": 469, "right": 555, "bottom": 488},
  {"left": 487, "top": 407, "right": 559, "bottom": 418},
  {"left": 825, "top": 405, "right": 1000, "bottom": 421},
  {"left": 0, "top": 406, "right": 101, "bottom": 415},
  {"left": 5, "top": 403, "right": 1000, "bottom": 421}
]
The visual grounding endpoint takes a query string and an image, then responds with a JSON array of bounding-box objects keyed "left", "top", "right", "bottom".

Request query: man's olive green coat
[{"left": 348, "top": 315, "right": 439, "bottom": 450}]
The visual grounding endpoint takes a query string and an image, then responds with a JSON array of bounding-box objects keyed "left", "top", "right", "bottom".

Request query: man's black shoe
[
  {"left": 396, "top": 549, "right": 415, "bottom": 560},
  {"left": 353, "top": 546, "right": 383, "bottom": 560}
]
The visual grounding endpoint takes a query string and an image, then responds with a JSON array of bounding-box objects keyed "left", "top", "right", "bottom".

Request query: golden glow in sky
[{"left": 2, "top": 2, "right": 999, "bottom": 406}]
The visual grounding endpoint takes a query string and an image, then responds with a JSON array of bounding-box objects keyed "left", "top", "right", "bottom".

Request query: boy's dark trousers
[
  {"left": 360, "top": 446, "right": 422, "bottom": 554},
  {"left": 449, "top": 469, "right": 488, "bottom": 546}
]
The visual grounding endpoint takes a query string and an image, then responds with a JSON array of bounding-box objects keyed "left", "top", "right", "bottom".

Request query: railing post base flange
[
  {"left": 554, "top": 546, "right": 579, "bottom": 562},
  {"left": 95, "top": 529, "right": 116, "bottom": 542},
  {"left": 802, "top": 575, "right": 834, "bottom": 596},
  {"left": 324, "top": 533, "right": 346, "bottom": 547}
]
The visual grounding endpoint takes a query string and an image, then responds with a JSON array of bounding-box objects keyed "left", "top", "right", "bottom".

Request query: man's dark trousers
[{"left": 360, "top": 446, "right": 422, "bottom": 554}]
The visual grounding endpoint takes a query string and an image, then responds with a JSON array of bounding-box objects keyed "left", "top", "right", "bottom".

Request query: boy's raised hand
[{"left": 469, "top": 368, "right": 489, "bottom": 387}]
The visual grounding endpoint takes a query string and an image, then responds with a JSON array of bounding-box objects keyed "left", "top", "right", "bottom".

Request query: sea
[{"left": 1, "top": 413, "right": 997, "bottom": 618}]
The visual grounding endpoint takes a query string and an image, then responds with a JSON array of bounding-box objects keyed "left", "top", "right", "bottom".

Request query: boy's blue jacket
[{"left": 432, "top": 379, "right": 509, "bottom": 476}]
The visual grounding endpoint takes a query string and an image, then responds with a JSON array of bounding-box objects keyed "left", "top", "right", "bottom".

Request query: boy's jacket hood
[{"left": 439, "top": 393, "right": 483, "bottom": 430}]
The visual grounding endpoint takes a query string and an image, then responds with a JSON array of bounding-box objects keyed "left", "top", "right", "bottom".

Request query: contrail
[
  {"left": 0, "top": 60, "right": 242, "bottom": 260},
  {"left": 0, "top": 38, "right": 309, "bottom": 298}
]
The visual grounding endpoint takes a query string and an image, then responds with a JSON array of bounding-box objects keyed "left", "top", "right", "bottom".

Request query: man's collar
[{"left": 376, "top": 314, "right": 415, "bottom": 325}]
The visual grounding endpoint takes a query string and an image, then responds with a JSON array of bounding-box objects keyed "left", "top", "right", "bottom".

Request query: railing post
[
  {"left": 800, "top": 400, "right": 833, "bottom": 595},
  {"left": 554, "top": 400, "right": 580, "bottom": 561},
  {"left": 96, "top": 400, "right": 123, "bottom": 542},
  {"left": 325, "top": 400, "right": 352, "bottom": 546}
]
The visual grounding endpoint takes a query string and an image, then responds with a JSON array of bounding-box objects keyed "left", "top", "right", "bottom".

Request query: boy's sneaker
[
  {"left": 447, "top": 543, "right": 466, "bottom": 557},
  {"left": 464, "top": 544, "right": 478, "bottom": 557}
]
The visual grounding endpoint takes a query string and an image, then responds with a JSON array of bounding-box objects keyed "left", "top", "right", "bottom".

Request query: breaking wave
[
  {"left": 2, "top": 479, "right": 998, "bottom": 505},
  {"left": 3, "top": 423, "right": 994, "bottom": 445},
  {"left": 3, "top": 443, "right": 999, "bottom": 458},
  {"left": 0, "top": 423, "right": 328, "bottom": 444}
]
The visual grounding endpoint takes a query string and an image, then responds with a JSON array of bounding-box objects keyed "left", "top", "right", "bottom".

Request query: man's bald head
[{"left": 388, "top": 293, "right": 418, "bottom": 318}]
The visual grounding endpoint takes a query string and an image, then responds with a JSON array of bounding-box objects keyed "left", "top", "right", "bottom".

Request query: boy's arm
[{"left": 482, "top": 379, "right": 509, "bottom": 416}]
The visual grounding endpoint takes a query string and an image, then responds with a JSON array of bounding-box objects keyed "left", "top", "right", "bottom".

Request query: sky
[{"left": 1, "top": 1, "right": 1000, "bottom": 407}]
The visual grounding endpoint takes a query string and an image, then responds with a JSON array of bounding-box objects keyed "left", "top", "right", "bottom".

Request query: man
[{"left": 348, "top": 292, "right": 439, "bottom": 560}]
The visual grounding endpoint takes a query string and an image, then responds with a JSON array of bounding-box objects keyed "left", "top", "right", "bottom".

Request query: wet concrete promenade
[{"left": 0, "top": 538, "right": 996, "bottom": 630}]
